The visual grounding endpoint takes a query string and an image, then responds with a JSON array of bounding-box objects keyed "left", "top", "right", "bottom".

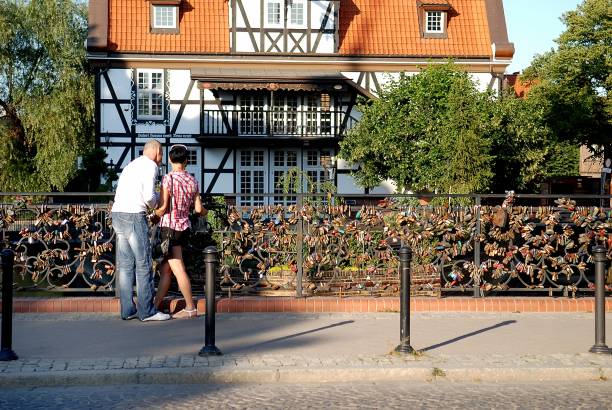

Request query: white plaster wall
[
  {"left": 315, "top": 34, "right": 335, "bottom": 53},
  {"left": 236, "top": 32, "right": 258, "bottom": 52},
  {"left": 171, "top": 104, "right": 200, "bottom": 134},
  {"left": 135, "top": 123, "right": 166, "bottom": 134},
  {"left": 103, "top": 146, "right": 128, "bottom": 168},
  {"left": 205, "top": 173, "right": 234, "bottom": 194},
  {"left": 100, "top": 103, "right": 130, "bottom": 133},
  {"left": 337, "top": 174, "right": 364, "bottom": 195},
  {"left": 336, "top": 158, "right": 357, "bottom": 171},
  {"left": 469, "top": 73, "right": 496, "bottom": 92},
  {"left": 312, "top": 1, "right": 334, "bottom": 29},
  {"left": 369, "top": 179, "right": 398, "bottom": 195},
  {"left": 205, "top": 148, "right": 233, "bottom": 169},
  {"left": 101, "top": 69, "right": 131, "bottom": 100},
  {"left": 169, "top": 70, "right": 197, "bottom": 100}
]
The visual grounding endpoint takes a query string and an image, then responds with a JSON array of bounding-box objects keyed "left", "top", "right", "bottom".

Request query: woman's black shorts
[{"left": 160, "top": 227, "right": 191, "bottom": 248}]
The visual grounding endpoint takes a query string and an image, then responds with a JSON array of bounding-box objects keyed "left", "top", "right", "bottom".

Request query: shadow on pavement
[
  {"left": 229, "top": 320, "right": 355, "bottom": 354},
  {"left": 420, "top": 320, "right": 517, "bottom": 352}
]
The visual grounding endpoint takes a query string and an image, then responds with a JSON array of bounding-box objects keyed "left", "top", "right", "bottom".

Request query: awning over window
[{"left": 190, "top": 67, "right": 373, "bottom": 97}]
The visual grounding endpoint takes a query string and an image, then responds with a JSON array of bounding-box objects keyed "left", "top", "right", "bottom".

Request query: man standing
[{"left": 111, "top": 140, "right": 171, "bottom": 321}]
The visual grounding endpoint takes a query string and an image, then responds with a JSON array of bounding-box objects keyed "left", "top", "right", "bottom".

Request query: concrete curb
[{"left": 1, "top": 365, "right": 610, "bottom": 387}]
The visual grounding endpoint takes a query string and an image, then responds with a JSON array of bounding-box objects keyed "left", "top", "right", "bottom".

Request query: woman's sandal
[{"left": 172, "top": 308, "right": 198, "bottom": 319}]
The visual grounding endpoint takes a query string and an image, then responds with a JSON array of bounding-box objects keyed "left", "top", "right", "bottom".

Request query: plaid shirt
[{"left": 159, "top": 171, "right": 198, "bottom": 232}]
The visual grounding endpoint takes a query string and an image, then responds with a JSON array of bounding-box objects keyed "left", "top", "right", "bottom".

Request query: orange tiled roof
[
  {"left": 504, "top": 73, "right": 534, "bottom": 98},
  {"left": 338, "top": 0, "right": 492, "bottom": 57},
  {"left": 107, "top": 0, "right": 228, "bottom": 53},
  {"left": 106, "top": 0, "right": 492, "bottom": 57}
]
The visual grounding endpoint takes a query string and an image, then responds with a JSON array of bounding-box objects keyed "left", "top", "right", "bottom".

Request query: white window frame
[
  {"left": 272, "top": 149, "right": 300, "bottom": 206},
  {"left": 425, "top": 11, "right": 446, "bottom": 34},
  {"left": 303, "top": 150, "right": 332, "bottom": 194},
  {"left": 266, "top": 0, "right": 283, "bottom": 27},
  {"left": 238, "top": 95, "right": 267, "bottom": 135},
  {"left": 288, "top": 0, "right": 306, "bottom": 28},
  {"left": 152, "top": 5, "right": 178, "bottom": 29},
  {"left": 136, "top": 69, "right": 164, "bottom": 121},
  {"left": 237, "top": 149, "right": 267, "bottom": 207}
]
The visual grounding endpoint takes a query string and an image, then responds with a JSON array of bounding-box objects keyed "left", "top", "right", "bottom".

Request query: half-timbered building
[{"left": 87, "top": 0, "right": 514, "bottom": 203}]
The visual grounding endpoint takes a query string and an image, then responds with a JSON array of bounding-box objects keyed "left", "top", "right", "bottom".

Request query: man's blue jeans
[{"left": 112, "top": 212, "right": 157, "bottom": 320}]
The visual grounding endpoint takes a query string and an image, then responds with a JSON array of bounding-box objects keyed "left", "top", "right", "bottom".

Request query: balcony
[{"left": 201, "top": 109, "right": 356, "bottom": 139}]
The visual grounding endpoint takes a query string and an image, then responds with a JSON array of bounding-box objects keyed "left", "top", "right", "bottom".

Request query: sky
[{"left": 502, "top": 0, "right": 583, "bottom": 73}]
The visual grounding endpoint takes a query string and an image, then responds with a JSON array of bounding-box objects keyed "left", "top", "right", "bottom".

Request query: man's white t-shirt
[{"left": 111, "top": 156, "right": 159, "bottom": 213}]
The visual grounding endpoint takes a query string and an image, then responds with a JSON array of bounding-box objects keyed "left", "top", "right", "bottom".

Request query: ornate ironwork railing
[
  {"left": 0, "top": 193, "right": 115, "bottom": 292},
  {"left": 201, "top": 109, "right": 357, "bottom": 138},
  {"left": 1, "top": 192, "right": 612, "bottom": 297}
]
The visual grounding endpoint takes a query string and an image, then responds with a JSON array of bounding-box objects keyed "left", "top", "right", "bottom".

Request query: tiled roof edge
[{"left": 484, "top": 0, "right": 514, "bottom": 59}]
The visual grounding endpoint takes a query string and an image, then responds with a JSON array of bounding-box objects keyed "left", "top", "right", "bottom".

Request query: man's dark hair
[{"left": 169, "top": 145, "right": 188, "bottom": 164}]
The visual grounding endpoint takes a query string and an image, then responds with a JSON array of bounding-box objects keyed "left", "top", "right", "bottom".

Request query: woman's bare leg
[
  {"left": 167, "top": 245, "right": 196, "bottom": 311},
  {"left": 154, "top": 260, "right": 172, "bottom": 310}
]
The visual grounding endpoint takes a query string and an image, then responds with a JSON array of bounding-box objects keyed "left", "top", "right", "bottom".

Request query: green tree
[
  {"left": 64, "top": 148, "right": 118, "bottom": 192},
  {"left": 339, "top": 63, "right": 494, "bottom": 194},
  {"left": 522, "top": 0, "right": 611, "bottom": 157},
  {"left": 489, "top": 91, "right": 579, "bottom": 193},
  {"left": 0, "top": 0, "right": 93, "bottom": 191}
]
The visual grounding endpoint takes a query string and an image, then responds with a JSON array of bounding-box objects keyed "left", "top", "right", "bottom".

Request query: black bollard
[
  {"left": 395, "top": 246, "right": 415, "bottom": 354},
  {"left": 199, "top": 246, "right": 222, "bottom": 356},
  {"left": 589, "top": 246, "right": 611, "bottom": 354},
  {"left": 0, "top": 249, "right": 18, "bottom": 361}
]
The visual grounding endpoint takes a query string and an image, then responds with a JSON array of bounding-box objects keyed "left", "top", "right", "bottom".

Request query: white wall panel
[
  {"left": 337, "top": 174, "right": 363, "bottom": 195},
  {"left": 317, "top": 34, "right": 335, "bottom": 53},
  {"left": 101, "top": 104, "right": 130, "bottom": 133},
  {"left": 101, "top": 69, "right": 131, "bottom": 100},
  {"left": 104, "top": 147, "right": 128, "bottom": 167},
  {"left": 171, "top": 104, "right": 200, "bottom": 134},
  {"left": 236, "top": 32, "right": 257, "bottom": 52},
  {"left": 205, "top": 173, "right": 233, "bottom": 194},
  {"left": 239, "top": 1, "right": 260, "bottom": 27},
  {"left": 341, "top": 72, "right": 360, "bottom": 83},
  {"left": 205, "top": 148, "right": 233, "bottom": 169},
  {"left": 201, "top": 89, "right": 216, "bottom": 100},
  {"left": 369, "top": 179, "right": 398, "bottom": 195},
  {"left": 336, "top": 158, "right": 357, "bottom": 171},
  {"left": 470, "top": 73, "right": 495, "bottom": 92},
  {"left": 168, "top": 70, "right": 192, "bottom": 100},
  {"left": 135, "top": 123, "right": 166, "bottom": 134}
]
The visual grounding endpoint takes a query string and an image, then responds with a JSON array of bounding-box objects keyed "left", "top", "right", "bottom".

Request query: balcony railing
[{"left": 202, "top": 109, "right": 357, "bottom": 138}]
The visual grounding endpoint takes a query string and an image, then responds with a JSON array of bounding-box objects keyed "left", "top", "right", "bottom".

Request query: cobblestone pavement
[
  {"left": 0, "top": 381, "right": 610, "bottom": 409},
  {"left": 1, "top": 352, "right": 612, "bottom": 386}
]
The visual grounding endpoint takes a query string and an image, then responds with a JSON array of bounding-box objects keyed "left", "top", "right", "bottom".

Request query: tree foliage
[
  {"left": 522, "top": 0, "right": 611, "bottom": 156},
  {"left": 339, "top": 64, "right": 494, "bottom": 194},
  {"left": 0, "top": 0, "right": 93, "bottom": 191},
  {"left": 489, "top": 90, "right": 579, "bottom": 193},
  {"left": 339, "top": 63, "right": 579, "bottom": 194}
]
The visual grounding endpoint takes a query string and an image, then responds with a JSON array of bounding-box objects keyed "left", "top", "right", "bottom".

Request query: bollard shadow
[
  {"left": 228, "top": 320, "right": 354, "bottom": 354},
  {"left": 420, "top": 320, "right": 517, "bottom": 352}
]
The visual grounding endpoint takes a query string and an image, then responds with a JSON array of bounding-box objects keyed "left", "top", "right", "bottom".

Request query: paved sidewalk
[{"left": 1, "top": 312, "right": 611, "bottom": 386}]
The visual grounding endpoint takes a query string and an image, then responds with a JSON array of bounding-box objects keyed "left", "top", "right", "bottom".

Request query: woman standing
[{"left": 153, "top": 144, "right": 204, "bottom": 318}]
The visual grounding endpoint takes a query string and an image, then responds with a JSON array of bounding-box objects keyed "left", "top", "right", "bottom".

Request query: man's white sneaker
[{"left": 142, "top": 312, "right": 171, "bottom": 322}]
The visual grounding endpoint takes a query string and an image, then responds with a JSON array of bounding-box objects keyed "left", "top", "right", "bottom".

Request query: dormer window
[
  {"left": 425, "top": 11, "right": 445, "bottom": 33},
  {"left": 418, "top": 1, "right": 451, "bottom": 38},
  {"left": 154, "top": 6, "right": 176, "bottom": 28},
  {"left": 149, "top": 0, "right": 180, "bottom": 34}
]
